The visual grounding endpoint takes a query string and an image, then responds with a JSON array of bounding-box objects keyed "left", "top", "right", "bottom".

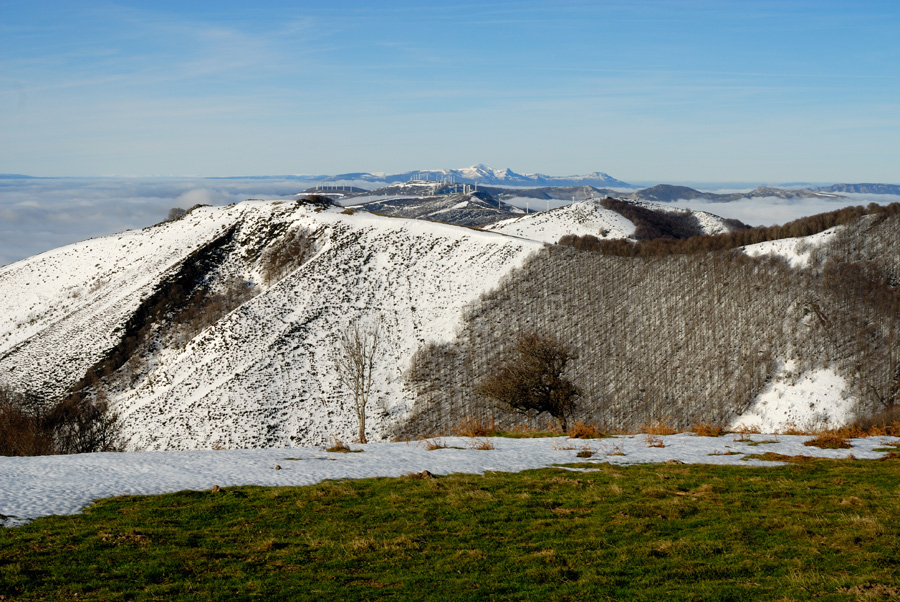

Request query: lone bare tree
[
  {"left": 336, "top": 318, "right": 382, "bottom": 443},
  {"left": 476, "top": 332, "right": 581, "bottom": 432}
]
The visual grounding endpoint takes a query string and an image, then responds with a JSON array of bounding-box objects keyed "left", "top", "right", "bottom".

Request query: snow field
[{"left": 1, "top": 433, "right": 896, "bottom": 528}]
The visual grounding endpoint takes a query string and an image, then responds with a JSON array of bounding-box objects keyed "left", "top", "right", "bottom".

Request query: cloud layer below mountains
[
  {"left": 0, "top": 178, "right": 300, "bottom": 266},
  {"left": 670, "top": 194, "right": 900, "bottom": 228},
  {"left": 2, "top": 178, "right": 898, "bottom": 267}
]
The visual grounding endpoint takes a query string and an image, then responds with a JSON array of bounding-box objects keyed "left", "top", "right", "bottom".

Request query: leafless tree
[
  {"left": 476, "top": 332, "right": 580, "bottom": 432},
  {"left": 336, "top": 318, "right": 382, "bottom": 443}
]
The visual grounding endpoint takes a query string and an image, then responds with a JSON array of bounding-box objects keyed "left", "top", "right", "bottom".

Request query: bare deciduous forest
[{"left": 399, "top": 206, "right": 900, "bottom": 436}]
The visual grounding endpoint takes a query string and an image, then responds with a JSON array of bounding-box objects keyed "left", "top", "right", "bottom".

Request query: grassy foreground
[{"left": 2, "top": 458, "right": 899, "bottom": 601}]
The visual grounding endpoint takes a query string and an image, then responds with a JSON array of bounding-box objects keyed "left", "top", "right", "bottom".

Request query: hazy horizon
[
  {"left": 3, "top": 1, "right": 899, "bottom": 182},
  {"left": 2, "top": 175, "right": 898, "bottom": 267}
]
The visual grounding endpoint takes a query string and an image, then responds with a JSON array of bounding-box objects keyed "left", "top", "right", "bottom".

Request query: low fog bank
[
  {"left": 0, "top": 178, "right": 302, "bottom": 266},
  {"left": 2, "top": 179, "right": 899, "bottom": 266},
  {"left": 669, "top": 194, "right": 900, "bottom": 228}
]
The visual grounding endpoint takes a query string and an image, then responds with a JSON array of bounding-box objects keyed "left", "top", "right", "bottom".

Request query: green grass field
[{"left": 2, "top": 457, "right": 899, "bottom": 601}]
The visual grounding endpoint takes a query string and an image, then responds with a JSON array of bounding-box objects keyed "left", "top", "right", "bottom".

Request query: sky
[{"left": 2, "top": 1, "right": 899, "bottom": 182}]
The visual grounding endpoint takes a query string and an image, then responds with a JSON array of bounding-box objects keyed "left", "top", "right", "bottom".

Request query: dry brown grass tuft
[
  {"left": 575, "top": 443, "right": 596, "bottom": 458},
  {"left": 600, "top": 441, "right": 626, "bottom": 456},
  {"left": 691, "top": 423, "right": 727, "bottom": 437},
  {"left": 803, "top": 432, "right": 852, "bottom": 449},
  {"left": 452, "top": 416, "right": 499, "bottom": 437},
  {"left": 420, "top": 437, "right": 448, "bottom": 451},
  {"left": 732, "top": 425, "right": 762, "bottom": 441},
  {"left": 645, "top": 434, "right": 666, "bottom": 448},
  {"left": 849, "top": 407, "right": 900, "bottom": 437},
  {"left": 468, "top": 438, "right": 495, "bottom": 450},
  {"left": 640, "top": 419, "right": 677, "bottom": 436},
  {"left": 568, "top": 421, "right": 605, "bottom": 439},
  {"left": 325, "top": 437, "right": 361, "bottom": 453}
]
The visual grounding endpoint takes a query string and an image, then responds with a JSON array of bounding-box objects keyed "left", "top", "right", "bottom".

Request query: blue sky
[{"left": 2, "top": 1, "right": 899, "bottom": 182}]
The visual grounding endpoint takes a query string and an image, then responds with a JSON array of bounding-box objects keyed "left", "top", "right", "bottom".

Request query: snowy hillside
[
  {"left": 3, "top": 199, "right": 897, "bottom": 451},
  {"left": 0, "top": 202, "right": 542, "bottom": 450},
  {"left": 632, "top": 200, "right": 737, "bottom": 236},
  {"left": 741, "top": 227, "right": 841, "bottom": 268},
  {"left": 484, "top": 198, "right": 738, "bottom": 244},
  {"left": 0, "top": 207, "right": 246, "bottom": 398},
  {"left": 485, "top": 199, "right": 636, "bottom": 242}
]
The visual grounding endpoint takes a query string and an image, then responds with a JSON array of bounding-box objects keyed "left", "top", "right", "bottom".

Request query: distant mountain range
[
  {"left": 625, "top": 184, "right": 848, "bottom": 203},
  {"left": 313, "top": 164, "right": 636, "bottom": 189},
  {"left": 5, "top": 169, "right": 900, "bottom": 197}
]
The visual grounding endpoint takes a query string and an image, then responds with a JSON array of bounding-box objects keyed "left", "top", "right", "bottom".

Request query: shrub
[
  {"left": 44, "top": 393, "right": 121, "bottom": 455},
  {"left": 0, "top": 388, "right": 54, "bottom": 456},
  {"left": 476, "top": 333, "right": 581, "bottom": 432},
  {"left": 165, "top": 207, "right": 188, "bottom": 222},
  {"left": 0, "top": 385, "right": 120, "bottom": 456}
]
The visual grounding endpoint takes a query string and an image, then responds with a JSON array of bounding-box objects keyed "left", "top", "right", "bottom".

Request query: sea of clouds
[
  {"left": 670, "top": 194, "right": 900, "bottom": 229},
  {"left": 0, "top": 177, "right": 305, "bottom": 266},
  {"left": 1, "top": 178, "right": 898, "bottom": 267}
]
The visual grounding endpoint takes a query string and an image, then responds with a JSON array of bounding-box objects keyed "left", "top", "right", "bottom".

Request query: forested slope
[{"left": 399, "top": 207, "right": 900, "bottom": 435}]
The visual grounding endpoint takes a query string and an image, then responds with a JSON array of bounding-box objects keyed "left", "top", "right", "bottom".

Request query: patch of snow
[
  {"left": 741, "top": 227, "right": 840, "bottom": 269},
  {"left": 730, "top": 360, "right": 855, "bottom": 432},
  {"left": 2, "top": 433, "right": 896, "bottom": 527},
  {"left": 485, "top": 199, "right": 636, "bottom": 243}
]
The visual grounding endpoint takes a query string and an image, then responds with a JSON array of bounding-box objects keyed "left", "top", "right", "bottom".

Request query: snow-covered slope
[
  {"left": 0, "top": 207, "right": 245, "bottom": 398},
  {"left": 485, "top": 199, "right": 636, "bottom": 242},
  {"left": 741, "top": 227, "right": 841, "bottom": 269},
  {"left": 0, "top": 202, "right": 542, "bottom": 450},
  {"left": 351, "top": 192, "right": 525, "bottom": 227},
  {"left": 730, "top": 361, "right": 854, "bottom": 433},
  {"left": 484, "top": 198, "right": 738, "bottom": 244}
]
